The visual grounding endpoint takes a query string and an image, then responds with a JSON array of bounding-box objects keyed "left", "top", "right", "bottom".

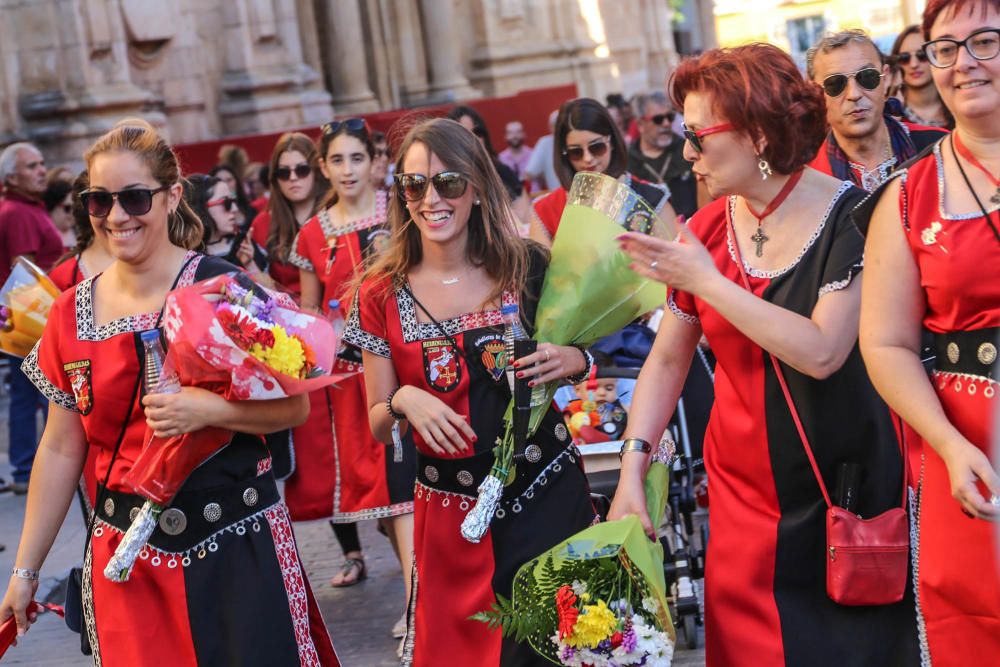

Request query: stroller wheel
[{"left": 682, "top": 613, "right": 699, "bottom": 650}]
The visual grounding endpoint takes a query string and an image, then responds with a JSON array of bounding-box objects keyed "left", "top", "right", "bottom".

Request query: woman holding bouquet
[
  {"left": 859, "top": 0, "right": 1000, "bottom": 662},
  {"left": 0, "top": 119, "right": 339, "bottom": 666},
  {"left": 529, "top": 98, "right": 677, "bottom": 245},
  {"left": 609, "top": 45, "right": 918, "bottom": 666},
  {"left": 344, "top": 118, "right": 596, "bottom": 666},
  {"left": 290, "top": 119, "right": 416, "bottom": 616}
]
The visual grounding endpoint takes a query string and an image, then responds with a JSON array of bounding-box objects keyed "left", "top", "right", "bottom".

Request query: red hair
[
  {"left": 669, "top": 43, "right": 827, "bottom": 174},
  {"left": 922, "top": 0, "right": 1000, "bottom": 38}
]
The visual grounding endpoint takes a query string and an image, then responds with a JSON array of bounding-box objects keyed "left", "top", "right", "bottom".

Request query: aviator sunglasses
[
  {"left": 562, "top": 137, "right": 611, "bottom": 162},
  {"left": 643, "top": 111, "right": 677, "bottom": 125},
  {"left": 395, "top": 172, "right": 469, "bottom": 201},
  {"left": 821, "top": 67, "right": 883, "bottom": 97},
  {"left": 274, "top": 163, "right": 313, "bottom": 181},
  {"left": 81, "top": 186, "right": 169, "bottom": 218},
  {"left": 207, "top": 195, "right": 237, "bottom": 212}
]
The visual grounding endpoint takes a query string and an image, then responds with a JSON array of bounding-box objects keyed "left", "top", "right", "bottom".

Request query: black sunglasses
[
  {"left": 894, "top": 50, "right": 928, "bottom": 66},
  {"left": 923, "top": 28, "right": 1000, "bottom": 68},
  {"left": 274, "top": 163, "right": 313, "bottom": 181},
  {"left": 207, "top": 195, "right": 237, "bottom": 212},
  {"left": 644, "top": 111, "right": 676, "bottom": 125},
  {"left": 562, "top": 137, "right": 611, "bottom": 162},
  {"left": 821, "top": 67, "right": 883, "bottom": 97},
  {"left": 394, "top": 172, "right": 469, "bottom": 202},
  {"left": 321, "top": 118, "right": 366, "bottom": 136},
  {"left": 81, "top": 186, "right": 169, "bottom": 218}
]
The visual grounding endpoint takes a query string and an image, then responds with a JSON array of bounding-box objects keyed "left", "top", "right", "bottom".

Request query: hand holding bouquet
[{"left": 105, "top": 274, "right": 351, "bottom": 582}]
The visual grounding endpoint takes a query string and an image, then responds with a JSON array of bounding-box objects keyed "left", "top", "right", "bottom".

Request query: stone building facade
[{"left": 0, "top": 0, "right": 679, "bottom": 164}]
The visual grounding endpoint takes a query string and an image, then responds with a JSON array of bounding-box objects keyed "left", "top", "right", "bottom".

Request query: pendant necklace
[
  {"left": 439, "top": 267, "right": 471, "bottom": 285},
  {"left": 744, "top": 169, "right": 805, "bottom": 257},
  {"left": 953, "top": 131, "right": 1000, "bottom": 205}
]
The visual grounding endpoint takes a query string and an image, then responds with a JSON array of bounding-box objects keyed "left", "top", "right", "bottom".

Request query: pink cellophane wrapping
[{"left": 122, "top": 274, "right": 353, "bottom": 505}]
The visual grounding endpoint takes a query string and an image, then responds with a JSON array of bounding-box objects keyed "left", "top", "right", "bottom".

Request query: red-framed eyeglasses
[{"left": 682, "top": 122, "right": 735, "bottom": 153}]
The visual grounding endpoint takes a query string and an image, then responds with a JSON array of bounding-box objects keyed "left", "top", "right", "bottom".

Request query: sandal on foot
[
  {"left": 392, "top": 612, "right": 407, "bottom": 638},
  {"left": 330, "top": 557, "right": 367, "bottom": 588}
]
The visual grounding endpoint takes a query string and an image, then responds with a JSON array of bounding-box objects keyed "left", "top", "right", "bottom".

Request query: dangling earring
[
  {"left": 757, "top": 155, "right": 772, "bottom": 181},
  {"left": 474, "top": 199, "right": 481, "bottom": 206}
]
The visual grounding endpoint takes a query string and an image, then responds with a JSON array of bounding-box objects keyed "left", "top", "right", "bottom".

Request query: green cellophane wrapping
[
  {"left": 528, "top": 172, "right": 676, "bottom": 433},
  {"left": 508, "top": 462, "right": 673, "bottom": 662}
]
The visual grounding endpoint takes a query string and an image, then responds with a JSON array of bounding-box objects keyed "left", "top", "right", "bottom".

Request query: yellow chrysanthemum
[
  {"left": 250, "top": 325, "right": 306, "bottom": 378},
  {"left": 563, "top": 600, "right": 617, "bottom": 648}
]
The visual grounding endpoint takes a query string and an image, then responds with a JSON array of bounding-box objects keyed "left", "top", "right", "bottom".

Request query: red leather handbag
[{"left": 727, "top": 206, "right": 909, "bottom": 606}]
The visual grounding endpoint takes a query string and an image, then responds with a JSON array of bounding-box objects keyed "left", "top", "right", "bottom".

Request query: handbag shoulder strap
[{"left": 724, "top": 203, "right": 907, "bottom": 510}]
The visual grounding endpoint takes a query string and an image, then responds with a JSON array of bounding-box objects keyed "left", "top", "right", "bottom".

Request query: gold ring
[{"left": 544, "top": 349, "right": 551, "bottom": 362}]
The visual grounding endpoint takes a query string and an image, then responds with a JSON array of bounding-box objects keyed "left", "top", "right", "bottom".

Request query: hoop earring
[{"left": 757, "top": 156, "right": 772, "bottom": 181}]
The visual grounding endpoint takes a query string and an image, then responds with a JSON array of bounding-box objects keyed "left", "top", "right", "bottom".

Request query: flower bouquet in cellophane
[
  {"left": 104, "top": 273, "right": 353, "bottom": 582},
  {"left": 461, "top": 172, "right": 676, "bottom": 543},
  {"left": 0, "top": 257, "right": 60, "bottom": 358},
  {"left": 474, "top": 460, "right": 675, "bottom": 666}
]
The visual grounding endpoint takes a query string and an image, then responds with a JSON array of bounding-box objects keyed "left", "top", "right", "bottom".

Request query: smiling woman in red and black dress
[
  {"left": 345, "top": 118, "right": 595, "bottom": 667},
  {"left": 610, "top": 44, "right": 918, "bottom": 666}
]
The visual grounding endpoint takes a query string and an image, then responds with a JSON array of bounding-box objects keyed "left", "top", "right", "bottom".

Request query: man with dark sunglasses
[
  {"left": 0, "top": 142, "right": 61, "bottom": 495},
  {"left": 806, "top": 29, "right": 947, "bottom": 191},
  {"left": 627, "top": 91, "right": 698, "bottom": 218}
]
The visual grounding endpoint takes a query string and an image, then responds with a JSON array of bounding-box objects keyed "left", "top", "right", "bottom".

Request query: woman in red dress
[
  {"left": 249, "top": 133, "right": 328, "bottom": 298},
  {"left": 0, "top": 119, "right": 338, "bottom": 665},
  {"left": 290, "top": 119, "right": 415, "bottom": 615},
  {"left": 529, "top": 98, "right": 677, "bottom": 245},
  {"left": 345, "top": 118, "right": 596, "bottom": 666},
  {"left": 859, "top": 0, "right": 1000, "bottom": 663},
  {"left": 610, "top": 45, "right": 918, "bottom": 666}
]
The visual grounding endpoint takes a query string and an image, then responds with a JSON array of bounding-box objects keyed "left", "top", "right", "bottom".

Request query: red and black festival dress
[
  {"left": 286, "top": 190, "right": 414, "bottom": 522},
  {"left": 532, "top": 173, "right": 669, "bottom": 239},
  {"left": 343, "top": 254, "right": 596, "bottom": 667},
  {"left": 22, "top": 253, "right": 339, "bottom": 667},
  {"left": 891, "top": 141, "right": 1000, "bottom": 666},
  {"left": 668, "top": 184, "right": 919, "bottom": 666}
]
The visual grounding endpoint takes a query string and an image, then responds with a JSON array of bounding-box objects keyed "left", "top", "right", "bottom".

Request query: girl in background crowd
[
  {"left": 290, "top": 119, "right": 415, "bottom": 636},
  {"left": 41, "top": 179, "right": 76, "bottom": 250},
  {"left": 249, "top": 132, "right": 328, "bottom": 296},
  {"left": 210, "top": 163, "right": 257, "bottom": 229},
  {"left": 530, "top": 98, "right": 677, "bottom": 246},
  {"left": 47, "top": 171, "right": 113, "bottom": 292},
  {"left": 0, "top": 118, "right": 339, "bottom": 665},
  {"left": 860, "top": 0, "right": 1000, "bottom": 663},
  {"left": 184, "top": 173, "right": 267, "bottom": 276},
  {"left": 890, "top": 25, "right": 954, "bottom": 128},
  {"left": 611, "top": 44, "right": 918, "bottom": 666},
  {"left": 371, "top": 130, "right": 391, "bottom": 190}
]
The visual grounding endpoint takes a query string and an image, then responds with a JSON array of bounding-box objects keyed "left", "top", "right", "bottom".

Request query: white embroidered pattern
[
  {"left": 726, "top": 182, "right": 852, "bottom": 279},
  {"left": 342, "top": 290, "right": 391, "bottom": 357},
  {"left": 817, "top": 257, "right": 865, "bottom": 298},
  {"left": 264, "top": 504, "right": 323, "bottom": 667},
  {"left": 935, "top": 142, "right": 1000, "bottom": 221},
  {"left": 910, "top": 459, "right": 932, "bottom": 666},
  {"left": 667, "top": 292, "right": 699, "bottom": 325},
  {"left": 21, "top": 343, "right": 77, "bottom": 412},
  {"left": 83, "top": 538, "right": 102, "bottom": 666}
]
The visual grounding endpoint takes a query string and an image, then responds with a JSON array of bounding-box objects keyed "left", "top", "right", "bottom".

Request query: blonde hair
[
  {"left": 83, "top": 118, "right": 203, "bottom": 250},
  {"left": 357, "top": 118, "right": 537, "bottom": 306}
]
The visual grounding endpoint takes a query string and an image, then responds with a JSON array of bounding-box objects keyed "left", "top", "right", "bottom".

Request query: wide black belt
[
  {"left": 97, "top": 471, "right": 279, "bottom": 553},
  {"left": 933, "top": 328, "right": 999, "bottom": 379},
  {"left": 416, "top": 417, "right": 574, "bottom": 498}
]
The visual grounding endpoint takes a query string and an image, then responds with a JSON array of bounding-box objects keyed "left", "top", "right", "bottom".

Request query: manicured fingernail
[
  {"left": 516, "top": 371, "right": 524, "bottom": 378},
  {"left": 472, "top": 435, "right": 478, "bottom": 442},
  {"left": 528, "top": 381, "right": 536, "bottom": 387},
  {"left": 512, "top": 361, "right": 520, "bottom": 368}
]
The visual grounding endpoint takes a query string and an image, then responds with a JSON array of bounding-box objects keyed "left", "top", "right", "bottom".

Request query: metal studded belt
[
  {"left": 933, "top": 328, "right": 999, "bottom": 379},
  {"left": 416, "top": 416, "right": 573, "bottom": 498},
  {"left": 97, "top": 472, "right": 279, "bottom": 553}
]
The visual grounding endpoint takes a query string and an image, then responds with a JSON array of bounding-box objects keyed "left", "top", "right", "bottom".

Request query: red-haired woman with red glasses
[
  {"left": 610, "top": 43, "right": 919, "bottom": 665},
  {"left": 860, "top": 0, "right": 1000, "bottom": 663}
]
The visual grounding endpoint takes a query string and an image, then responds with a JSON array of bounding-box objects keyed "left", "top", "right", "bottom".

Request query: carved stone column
[
  {"left": 317, "top": 0, "right": 379, "bottom": 113},
  {"left": 217, "top": 0, "right": 333, "bottom": 135},
  {"left": 7, "top": 0, "right": 161, "bottom": 165},
  {"left": 417, "top": 0, "right": 480, "bottom": 101}
]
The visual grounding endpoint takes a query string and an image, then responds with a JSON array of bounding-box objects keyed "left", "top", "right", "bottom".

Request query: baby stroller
[{"left": 554, "top": 353, "right": 713, "bottom": 650}]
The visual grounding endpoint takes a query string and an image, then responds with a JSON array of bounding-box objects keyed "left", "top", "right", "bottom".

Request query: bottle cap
[
  {"left": 500, "top": 303, "right": 519, "bottom": 316},
  {"left": 140, "top": 330, "right": 161, "bottom": 343},
  {"left": 328, "top": 299, "right": 340, "bottom": 309}
]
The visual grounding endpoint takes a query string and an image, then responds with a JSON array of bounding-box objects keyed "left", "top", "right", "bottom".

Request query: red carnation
[{"left": 610, "top": 631, "right": 623, "bottom": 648}]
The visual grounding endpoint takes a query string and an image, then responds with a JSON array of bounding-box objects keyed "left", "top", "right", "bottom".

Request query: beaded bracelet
[
  {"left": 565, "top": 345, "right": 595, "bottom": 385},
  {"left": 386, "top": 386, "right": 405, "bottom": 420}
]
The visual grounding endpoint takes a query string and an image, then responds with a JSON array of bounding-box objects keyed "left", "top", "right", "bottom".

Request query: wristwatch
[
  {"left": 619, "top": 438, "right": 652, "bottom": 459},
  {"left": 11, "top": 567, "right": 39, "bottom": 581}
]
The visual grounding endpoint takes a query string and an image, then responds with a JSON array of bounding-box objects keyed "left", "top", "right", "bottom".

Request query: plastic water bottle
[
  {"left": 500, "top": 304, "right": 545, "bottom": 406},
  {"left": 140, "top": 330, "right": 180, "bottom": 395},
  {"left": 328, "top": 299, "right": 345, "bottom": 354}
]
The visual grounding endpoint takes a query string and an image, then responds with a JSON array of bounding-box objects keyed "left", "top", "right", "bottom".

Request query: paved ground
[{"left": 0, "top": 386, "right": 706, "bottom": 666}]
